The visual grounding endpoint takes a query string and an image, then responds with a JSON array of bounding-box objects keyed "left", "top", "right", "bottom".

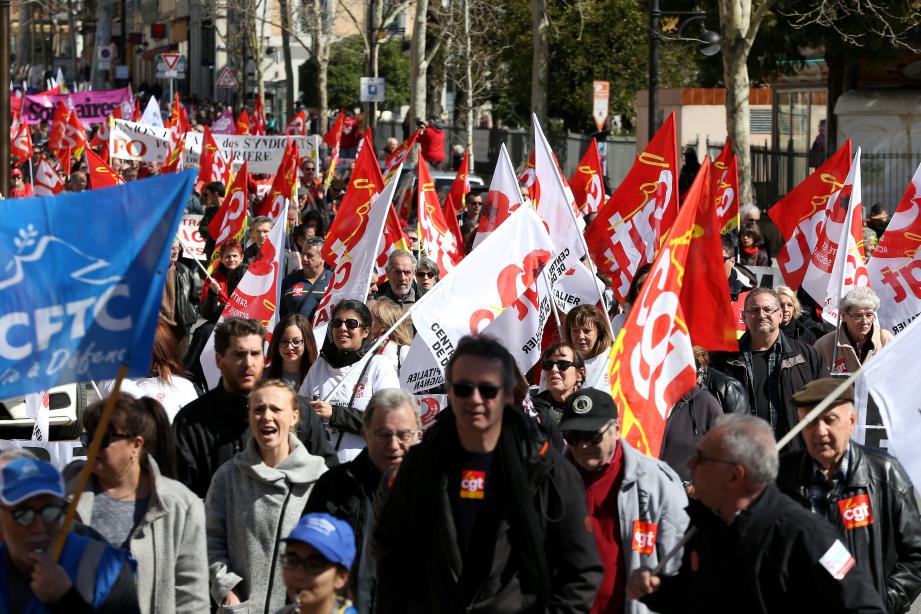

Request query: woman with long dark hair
[{"left": 267, "top": 314, "right": 319, "bottom": 390}]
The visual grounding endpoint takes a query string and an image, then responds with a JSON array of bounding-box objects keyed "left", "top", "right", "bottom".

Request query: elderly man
[
  {"left": 281, "top": 236, "right": 332, "bottom": 320},
  {"left": 627, "top": 414, "right": 886, "bottom": 613},
  {"left": 67, "top": 170, "right": 87, "bottom": 192},
  {"left": 0, "top": 457, "right": 139, "bottom": 612},
  {"left": 378, "top": 249, "right": 425, "bottom": 311},
  {"left": 560, "top": 388, "right": 688, "bottom": 614},
  {"left": 244, "top": 215, "right": 274, "bottom": 264},
  {"left": 375, "top": 335, "right": 603, "bottom": 613},
  {"left": 815, "top": 287, "right": 894, "bottom": 374},
  {"left": 712, "top": 287, "right": 828, "bottom": 448},
  {"left": 777, "top": 378, "right": 921, "bottom": 613},
  {"left": 305, "top": 388, "right": 421, "bottom": 612}
]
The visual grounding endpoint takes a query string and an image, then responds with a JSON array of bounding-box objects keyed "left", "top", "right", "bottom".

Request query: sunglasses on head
[
  {"left": 541, "top": 359, "right": 574, "bottom": 372},
  {"left": 451, "top": 381, "right": 502, "bottom": 400},
  {"left": 331, "top": 317, "right": 363, "bottom": 330},
  {"left": 79, "top": 431, "right": 134, "bottom": 450},
  {"left": 562, "top": 421, "right": 615, "bottom": 447}
]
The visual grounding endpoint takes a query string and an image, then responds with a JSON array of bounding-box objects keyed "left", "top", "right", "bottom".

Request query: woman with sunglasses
[
  {"left": 564, "top": 305, "right": 614, "bottom": 392},
  {"left": 531, "top": 342, "right": 586, "bottom": 424},
  {"left": 267, "top": 315, "right": 320, "bottom": 390},
  {"left": 207, "top": 380, "right": 328, "bottom": 613},
  {"left": 299, "top": 300, "right": 401, "bottom": 463},
  {"left": 414, "top": 257, "right": 439, "bottom": 291},
  {"left": 69, "top": 394, "right": 209, "bottom": 613},
  {"left": 368, "top": 297, "right": 412, "bottom": 378}
]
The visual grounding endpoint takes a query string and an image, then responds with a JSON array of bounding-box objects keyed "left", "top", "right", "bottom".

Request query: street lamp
[{"left": 648, "top": 1, "right": 721, "bottom": 139}]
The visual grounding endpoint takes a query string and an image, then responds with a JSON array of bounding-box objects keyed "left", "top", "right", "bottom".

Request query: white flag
[
  {"left": 32, "top": 159, "right": 65, "bottom": 195},
  {"left": 472, "top": 144, "right": 526, "bottom": 249},
  {"left": 860, "top": 316, "right": 921, "bottom": 488},
  {"left": 25, "top": 391, "right": 50, "bottom": 442},
  {"left": 140, "top": 96, "right": 164, "bottom": 128}
]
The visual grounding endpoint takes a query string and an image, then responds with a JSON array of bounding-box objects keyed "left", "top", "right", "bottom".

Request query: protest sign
[
  {"left": 21, "top": 87, "right": 134, "bottom": 125},
  {"left": 179, "top": 214, "right": 206, "bottom": 260}
]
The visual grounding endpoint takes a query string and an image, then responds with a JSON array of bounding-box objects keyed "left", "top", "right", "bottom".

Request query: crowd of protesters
[{"left": 1, "top": 97, "right": 920, "bottom": 614}]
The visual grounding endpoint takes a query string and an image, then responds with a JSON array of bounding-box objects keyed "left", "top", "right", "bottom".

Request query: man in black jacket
[
  {"left": 627, "top": 414, "right": 886, "bottom": 613},
  {"left": 374, "top": 335, "right": 603, "bottom": 613},
  {"left": 711, "top": 287, "right": 829, "bottom": 449},
  {"left": 173, "top": 317, "right": 336, "bottom": 498},
  {"left": 777, "top": 378, "right": 921, "bottom": 613},
  {"left": 377, "top": 250, "right": 425, "bottom": 311},
  {"left": 304, "top": 388, "right": 421, "bottom": 612}
]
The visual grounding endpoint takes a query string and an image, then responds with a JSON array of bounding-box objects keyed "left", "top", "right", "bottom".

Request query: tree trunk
[
  {"left": 530, "top": 0, "right": 548, "bottom": 128},
  {"left": 279, "top": 0, "right": 295, "bottom": 120},
  {"left": 464, "top": 0, "right": 473, "bottom": 166},
  {"left": 313, "top": 0, "right": 329, "bottom": 133},
  {"left": 409, "top": 0, "right": 428, "bottom": 135},
  {"left": 90, "top": 0, "right": 114, "bottom": 89},
  {"left": 722, "top": 40, "right": 753, "bottom": 208}
]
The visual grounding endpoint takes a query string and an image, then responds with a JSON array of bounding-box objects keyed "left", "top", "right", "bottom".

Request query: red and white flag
[
  {"left": 198, "top": 126, "right": 232, "bottom": 187},
  {"left": 418, "top": 158, "right": 463, "bottom": 278},
  {"left": 772, "top": 140, "right": 853, "bottom": 290},
  {"left": 32, "top": 159, "right": 65, "bottom": 196},
  {"left": 517, "top": 151, "right": 536, "bottom": 196},
  {"left": 47, "top": 101, "right": 70, "bottom": 155},
  {"left": 62, "top": 110, "right": 88, "bottom": 157},
  {"left": 383, "top": 128, "right": 422, "bottom": 183},
  {"left": 285, "top": 111, "right": 308, "bottom": 136},
  {"left": 85, "top": 148, "right": 126, "bottom": 189},
  {"left": 710, "top": 139, "right": 740, "bottom": 233},
  {"left": 10, "top": 123, "right": 33, "bottom": 166},
  {"left": 256, "top": 140, "right": 299, "bottom": 220},
  {"left": 375, "top": 204, "right": 411, "bottom": 277},
  {"left": 208, "top": 161, "right": 250, "bottom": 270},
  {"left": 586, "top": 113, "right": 679, "bottom": 302},
  {"left": 570, "top": 138, "right": 606, "bottom": 215},
  {"left": 252, "top": 96, "right": 267, "bottom": 135},
  {"left": 323, "top": 110, "right": 346, "bottom": 188},
  {"left": 473, "top": 144, "right": 524, "bottom": 249},
  {"left": 443, "top": 148, "right": 470, "bottom": 253},
  {"left": 800, "top": 148, "right": 869, "bottom": 325},
  {"left": 161, "top": 131, "right": 186, "bottom": 174},
  {"left": 869, "top": 162, "right": 921, "bottom": 335}
]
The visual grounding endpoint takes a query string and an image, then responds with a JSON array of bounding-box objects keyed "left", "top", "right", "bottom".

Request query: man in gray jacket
[{"left": 560, "top": 388, "right": 689, "bottom": 614}]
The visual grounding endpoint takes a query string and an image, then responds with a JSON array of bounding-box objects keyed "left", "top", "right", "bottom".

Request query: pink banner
[{"left": 20, "top": 87, "right": 134, "bottom": 125}]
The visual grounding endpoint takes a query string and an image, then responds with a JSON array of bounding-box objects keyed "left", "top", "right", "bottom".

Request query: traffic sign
[
  {"left": 161, "top": 52, "right": 180, "bottom": 72},
  {"left": 215, "top": 67, "right": 239, "bottom": 89},
  {"left": 360, "top": 77, "right": 385, "bottom": 102},
  {"left": 592, "top": 80, "right": 609, "bottom": 131}
]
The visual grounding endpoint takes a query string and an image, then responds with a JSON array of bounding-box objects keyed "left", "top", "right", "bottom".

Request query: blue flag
[{"left": 0, "top": 170, "right": 197, "bottom": 397}]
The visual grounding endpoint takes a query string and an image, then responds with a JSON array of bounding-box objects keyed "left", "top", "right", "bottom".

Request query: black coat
[
  {"left": 642, "top": 484, "right": 887, "bottom": 613},
  {"left": 373, "top": 407, "right": 603, "bottom": 613},
  {"left": 698, "top": 367, "right": 750, "bottom": 415},
  {"left": 777, "top": 444, "right": 921, "bottom": 613},
  {"left": 659, "top": 385, "right": 723, "bottom": 483},
  {"left": 780, "top": 317, "right": 818, "bottom": 346},
  {"left": 173, "top": 382, "right": 338, "bottom": 498}
]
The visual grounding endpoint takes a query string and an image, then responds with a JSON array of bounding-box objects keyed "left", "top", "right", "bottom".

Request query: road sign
[
  {"left": 215, "top": 67, "right": 239, "bottom": 89},
  {"left": 97, "top": 45, "right": 113, "bottom": 70},
  {"left": 360, "top": 77, "right": 386, "bottom": 102},
  {"left": 592, "top": 80, "right": 609, "bottom": 131},
  {"left": 161, "top": 52, "right": 180, "bottom": 72}
]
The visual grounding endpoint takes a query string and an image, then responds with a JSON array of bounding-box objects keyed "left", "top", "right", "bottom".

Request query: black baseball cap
[{"left": 558, "top": 388, "right": 619, "bottom": 432}]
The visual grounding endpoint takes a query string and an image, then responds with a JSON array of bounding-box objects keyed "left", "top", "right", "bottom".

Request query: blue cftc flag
[{"left": 0, "top": 170, "right": 197, "bottom": 398}]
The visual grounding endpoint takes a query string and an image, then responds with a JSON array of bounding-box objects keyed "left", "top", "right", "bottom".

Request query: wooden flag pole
[{"left": 51, "top": 364, "right": 129, "bottom": 561}]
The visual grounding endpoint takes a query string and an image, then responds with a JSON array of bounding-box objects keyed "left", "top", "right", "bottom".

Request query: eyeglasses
[
  {"left": 331, "top": 318, "right": 363, "bottom": 330},
  {"left": 79, "top": 431, "right": 134, "bottom": 449},
  {"left": 541, "top": 359, "right": 574, "bottom": 372},
  {"left": 845, "top": 311, "right": 875, "bottom": 321},
  {"left": 282, "top": 552, "right": 334, "bottom": 574},
  {"left": 7, "top": 502, "right": 67, "bottom": 527},
  {"left": 563, "top": 420, "right": 616, "bottom": 447},
  {"left": 690, "top": 449, "right": 738, "bottom": 467},
  {"left": 371, "top": 428, "right": 418, "bottom": 444},
  {"left": 280, "top": 338, "right": 305, "bottom": 349},
  {"left": 744, "top": 306, "right": 779, "bottom": 316},
  {"left": 416, "top": 271, "right": 436, "bottom": 279},
  {"left": 451, "top": 381, "right": 502, "bottom": 400},
  {"left": 304, "top": 167, "right": 315, "bottom": 172},
  {"left": 722, "top": 255, "right": 733, "bottom": 262}
]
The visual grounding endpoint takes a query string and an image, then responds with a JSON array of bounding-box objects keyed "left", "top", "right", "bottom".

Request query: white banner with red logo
[
  {"left": 177, "top": 214, "right": 206, "bottom": 260},
  {"left": 473, "top": 144, "right": 525, "bottom": 249}
]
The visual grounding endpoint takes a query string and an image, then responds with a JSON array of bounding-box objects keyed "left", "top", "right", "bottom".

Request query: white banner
[
  {"left": 178, "top": 214, "right": 206, "bottom": 261},
  {"left": 110, "top": 119, "right": 321, "bottom": 174}
]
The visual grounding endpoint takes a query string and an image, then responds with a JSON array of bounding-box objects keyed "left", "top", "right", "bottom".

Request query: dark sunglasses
[
  {"left": 79, "top": 431, "right": 133, "bottom": 449},
  {"left": 541, "top": 359, "right": 574, "bottom": 372},
  {"left": 563, "top": 421, "right": 615, "bottom": 447},
  {"left": 451, "top": 381, "right": 502, "bottom": 400},
  {"left": 416, "top": 271, "right": 436, "bottom": 279},
  {"left": 282, "top": 552, "right": 334, "bottom": 574},
  {"left": 8, "top": 502, "right": 67, "bottom": 527},
  {"left": 331, "top": 318, "right": 363, "bottom": 330}
]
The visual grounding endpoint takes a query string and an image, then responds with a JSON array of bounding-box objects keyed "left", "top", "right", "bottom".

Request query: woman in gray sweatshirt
[{"left": 206, "top": 379, "right": 329, "bottom": 613}]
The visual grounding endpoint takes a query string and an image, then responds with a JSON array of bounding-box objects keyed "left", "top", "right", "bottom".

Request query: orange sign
[
  {"left": 631, "top": 520, "right": 658, "bottom": 555},
  {"left": 460, "top": 470, "right": 486, "bottom": 499},
  {"left": 838, "top": 494, "right": 874, "bottom": 529},
  {"left": 592, "top": 81, "right": 609, "bottom": 131}
]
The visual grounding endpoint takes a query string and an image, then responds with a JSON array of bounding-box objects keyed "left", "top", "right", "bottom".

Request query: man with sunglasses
[
  {"left": 627, "top": 415, "right": 885, "bottom": 613},
  {"left": 0, "top": 457, "right": 140, "bottom": 612},
  {"left": 711, "top": 287, "right": 828, "bottom": 449},
  {"left": 374, "top": 335, "right": 603, "bottom": 613},
  {"left": 559, "top": 387, "right": 688, "bottom": 614}
]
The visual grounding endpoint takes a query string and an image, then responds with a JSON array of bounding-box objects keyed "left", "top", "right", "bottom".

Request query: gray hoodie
[{"left": 206, "top": 433, "right": 327, "bottom": 614}]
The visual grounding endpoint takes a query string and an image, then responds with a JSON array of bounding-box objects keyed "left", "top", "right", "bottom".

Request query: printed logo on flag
[
  {"left": 838, "top": 494, "right": 874, "bottom": 529},
  {"left": 631, "top": 520, "right": 658, "bottom": 555},
  {"left": 460, "top": 470, "right": 486, "bottom": 499}
]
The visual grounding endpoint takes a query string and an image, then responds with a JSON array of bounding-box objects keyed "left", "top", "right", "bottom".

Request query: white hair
[
  {"left": 362, "top": 388, "right": 420, "bottom": 429},
  {"left": 715, "top": 415, "right": 778, "bottom": 484},
  {"left": 840, "top": 286, "right": 880, "bottom": 314},
  {"left": 387, "top": 249, "right": 416, "bottom": 270}
]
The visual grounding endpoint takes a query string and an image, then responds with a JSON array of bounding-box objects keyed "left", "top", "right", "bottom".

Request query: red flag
[
  {"left": 383, "top": 128, "right": 422, "bottom": 182},
  {"left": 252, "top": 96, "right": 267, "bottom": 135},
  {"left": 132, "top": 98, "right": 142, "bottom": 122},
  {"left": 679, "top": 158, "right": 738, "bottom": 351},
  {"left": 710, "top": 140, "right": 740, "bottom": 233},
  {"left": 772, "top": 140, "right": 853, "bottom": 290},
  {"left": 284, "top": 111, "right": 307, "bottom": 136},
  {"left": 586, "top": 113, "right": 678, "bottom": 302},
  {"left": 36, "top": 85, "right": 61, "bottom": 96},
  {"left": 517, "top": 152, "right": 536, "bottom": 194},
  {"left": 418, "top": 158, "right": 464, "bottom": 277},
  {"left": 256, "top": 141, "right": 299, "bottom": 220},
  {"left": 161, "top": 132, "right": 186, "bottom": 174},
  {"left": 198, "top": 127, "right": 232, "bottom": 187},
  {"left": 57, "top": 146, "right": 72, "bottom": 178},
  {"left": 322, "top": 131, "right": 384, "bottom": 267},
  {"left": 89, "top": 107, "right": 121, "bottom": 150},
  {"left": 47, "top": 102, "right": 70, "bottom": 155},
  {"left": 236, "top": 109, "right": 251, "bottom": 135},
  {"left": 85, "top": 148, "right": 126, "bottom": 189},
  {"left": 323, "top": 110, "right": 346, "bottom": 188},
  {"left": 168, "top": 92, "right": 192, "bottom": 133},
  {"left": 10, "top": 123, "right": 33, "bottom": 166},
  {"left": 376, "top": 204, "right": 411, "bottom": 277},
  {"left": 63, "top": 111, "right": 88, "bottom": 157},
  {"left": 443, "top": 149, "right": 470, "bottom": 253},
  {"left": 208, "top": 161, "right": 250, "bottom": 269},
  {"left": 569, "top": 139, "right": 606, "bottom": 215},
  {"left": 32, "top": 158, "right": 65, "bottom": 195}
]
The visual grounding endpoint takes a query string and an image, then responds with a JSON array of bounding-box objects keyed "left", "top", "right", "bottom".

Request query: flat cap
[{"left": 791, "top": 377, "right": 854, "bottom": 408}]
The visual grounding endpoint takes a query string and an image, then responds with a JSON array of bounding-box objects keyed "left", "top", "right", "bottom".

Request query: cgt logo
[
  {"left": 460, "top": 470, "right": 486, "bottom": 500},
  {"left": 838, "top": 494, "right": 874, "bottom": 529},
  {"left": 631, "top": 520, "right": 658, "bottom": 555}
]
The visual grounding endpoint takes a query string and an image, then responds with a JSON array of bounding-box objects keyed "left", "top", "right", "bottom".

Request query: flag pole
[
  {"left": 51, "top": 364, "right": 129, "bottom": 561},
  {"left": 828, "top": 155, "right": 861, "bottom": 373}
]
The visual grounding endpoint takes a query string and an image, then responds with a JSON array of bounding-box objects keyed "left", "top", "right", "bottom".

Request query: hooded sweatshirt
[{"left": 206, "top": 434, "right": 327, "bottom": 613}]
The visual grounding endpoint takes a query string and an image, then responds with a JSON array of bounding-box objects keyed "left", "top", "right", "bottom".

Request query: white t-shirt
[
  {"left": 103, "top": 376, "right": 199, "bottom": 423},
  {"left": 582, "top": 352, "right": 612, "bottom": 392},
  {"left": 299, "top": 353, "right": 401, "bottom": 463},
  {"left": 378, "top": 340, "right": 410, "bottom": 379}
]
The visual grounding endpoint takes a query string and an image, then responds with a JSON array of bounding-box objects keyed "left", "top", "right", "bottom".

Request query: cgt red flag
[
  {"left": 198, "top": 126, "right": 232, "bottom": 187},
  {"left": 10, "top": 123, "right": 33, "bottom": 166},
  {"left": 586, "top": 113, "right": 678, "bottom": 302},
  {"left": 570, "top": 138, "right": 606, "bottom": 215},
  {"left": 208, "top": 161, "right": 250, "bottom": 270},
  {"left": 85, "top": 148, "right": 125, "bottom": 189},
  {"left": 679, "top": 157, "right": 737, "bottom": 351},
  {"left": 710, "top": 139, "right": 740, "bottom": 233},
  {"left": 168, "top": 92, "right": 192, "bottom": 133},
  {"left": 251, "top": 96, "right": 267, "bottom": 135},
  {"left": 384, "top": 128, "right": 422, "bottom": 182},
  {"left": 285, "top": 111, "right": 308, "bottom": 136},
  {"left": 236, "top": 109, "right": 251, "bottom": 135},
  {"left": 418, "top": 158, "right": 464, "bottom": 277},
  {"left": 161, "top": 132, "right": 186, "bottom": 174},
  {"left": 443, "top": 148, "right": 470, "bottom": 254},
  {"left": 323, "top": 110, "right": 346, "bottom": 188},
  {"left": 47, "top": 102, "right": 70, "bottom": 155},
  {"left": 256, "top": 140, "right": 299, "bottom": 220}
]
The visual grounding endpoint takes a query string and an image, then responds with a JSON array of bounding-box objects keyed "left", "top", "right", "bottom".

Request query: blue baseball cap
[
  {"left": 0, "top": 457, "right": 65, "bottom": 506},
  {"left": 284, "top": 513, "right": 356, "bottom": 568}
]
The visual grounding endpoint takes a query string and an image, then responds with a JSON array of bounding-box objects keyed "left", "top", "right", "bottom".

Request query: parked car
[{"left": 0, "top": 383, "right": 87, "bottom": 441}]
